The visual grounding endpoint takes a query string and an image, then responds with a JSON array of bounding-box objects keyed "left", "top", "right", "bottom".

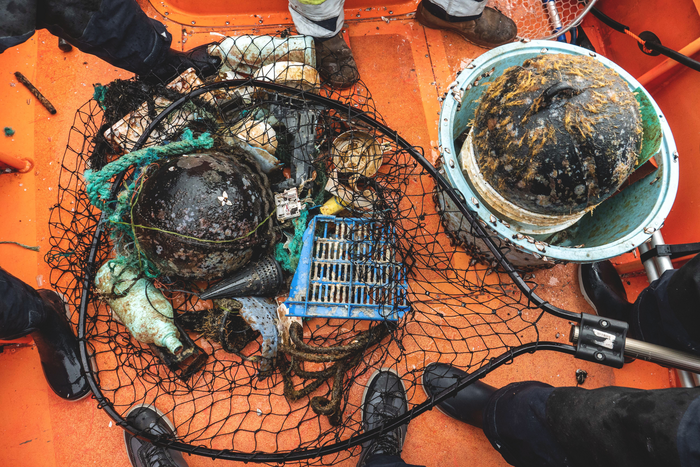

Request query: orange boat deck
[{"left": 2, "top": 0, "right": 700, "bottom": 465}]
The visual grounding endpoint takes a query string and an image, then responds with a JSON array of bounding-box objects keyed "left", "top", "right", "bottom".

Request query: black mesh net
[{"left": 46, "top": 34, "right": 577, "bottom": 464}]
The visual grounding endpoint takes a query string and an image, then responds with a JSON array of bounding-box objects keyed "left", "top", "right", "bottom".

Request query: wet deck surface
[{"left": 3, "top": 1, "right": 699, "bottom": 465}]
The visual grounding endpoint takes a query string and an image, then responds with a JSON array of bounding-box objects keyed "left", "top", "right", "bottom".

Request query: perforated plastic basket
[{"left": 284, "top": 215, "right": 409, "bottom": 320}]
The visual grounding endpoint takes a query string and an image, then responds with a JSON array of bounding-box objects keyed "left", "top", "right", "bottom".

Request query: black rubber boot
[
  {"left": 140, "top": 43, "right": 222, "bottom": 85},
  {"left": 124, "top": 406, "right": 189, "bottom": 467},
  {"left": 422, "top": 363, "right": 495, "bottom": 428},
  {"left": 357, "top": 369, "right": 408, "bottom": 467},
  {"left": 33, "top": 290, "right": 91, "bottom": 401},
  {"left": 578, "top": 261, "right": 633, "bottom": 322},
  {"left": 0, "top": 268, "right": 90, "bottom": 401}
]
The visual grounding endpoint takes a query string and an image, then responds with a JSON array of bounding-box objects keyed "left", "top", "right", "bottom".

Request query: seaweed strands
[
  {"left": 178, "top": 299, "right": 260, "bottom": 354},
  {"left": 280, "top": 321, "right": 394, "bottom": 425},
  {"left": 179, "top": 297, "right": 280, "bottom": 378}
]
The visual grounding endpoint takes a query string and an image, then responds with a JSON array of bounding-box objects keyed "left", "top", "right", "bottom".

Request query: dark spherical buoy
[
  {"left": 132, "top": 149, "right": 275, "bottom": 280},
  {"left": 472, "top": 54, "right": 642, "bottom": 215}
]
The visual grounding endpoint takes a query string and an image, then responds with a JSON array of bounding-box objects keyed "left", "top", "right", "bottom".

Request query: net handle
[
  {"left": 532, "top": 0, "right": 600, "bottom": 41},
  {"left": 76, "top": 79, "right": 582, "bottom": 461}
]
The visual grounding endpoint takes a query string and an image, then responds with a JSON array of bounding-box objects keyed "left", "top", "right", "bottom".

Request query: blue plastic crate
[{"left": 284, "top": 215, "right": 410, "bottom": 321}]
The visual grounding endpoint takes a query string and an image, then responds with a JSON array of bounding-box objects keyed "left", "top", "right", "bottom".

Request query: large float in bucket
[{"left": 437, "top": 41, "right": 679, "bottom": 269}]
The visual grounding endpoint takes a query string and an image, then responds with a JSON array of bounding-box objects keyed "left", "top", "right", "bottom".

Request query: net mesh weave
[
  {"left": 489, "top": 0, "right": 597, "bottom": 40},
  {"left": 47, "top": 34, "right": 562, "bottom": 465}
]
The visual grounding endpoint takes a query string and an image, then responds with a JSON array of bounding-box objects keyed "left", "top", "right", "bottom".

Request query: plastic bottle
[{"left": 95, "top": 261, "right": 183, "bottom": 355}]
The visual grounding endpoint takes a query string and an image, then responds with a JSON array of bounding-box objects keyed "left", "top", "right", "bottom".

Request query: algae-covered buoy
[
  {"left": 471, "top": 54, "right": 642, "bottom": 217},
  {"left": 132, "top": 148, "right": 276, "bottom": 280}
]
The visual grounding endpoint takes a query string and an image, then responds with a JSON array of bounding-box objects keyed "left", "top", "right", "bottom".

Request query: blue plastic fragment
[{"left": 284, "top": 215, "right": 410, "bottom": 321}]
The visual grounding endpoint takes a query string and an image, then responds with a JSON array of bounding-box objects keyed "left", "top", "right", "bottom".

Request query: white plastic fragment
[
  {"left": 253, "top": 61, "right": 320, "bottom": 92},
  {"left": 104, "top": 68, "right": 215, "bottom": 152},
  {"left": 275, "top": 188, "right": 303, "bottom": 222},
  {"left": 208, "top": 35, "right": 316, "bottom": 76}
]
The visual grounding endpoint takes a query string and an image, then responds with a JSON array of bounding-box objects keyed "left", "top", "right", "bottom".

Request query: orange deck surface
[{"left": 2, "top": 1, "right": 698, "bottom": 466}]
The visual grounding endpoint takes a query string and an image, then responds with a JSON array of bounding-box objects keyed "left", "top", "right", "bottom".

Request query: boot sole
[{"left": 577, "top": 264, "right": 599, "bottom": 315}]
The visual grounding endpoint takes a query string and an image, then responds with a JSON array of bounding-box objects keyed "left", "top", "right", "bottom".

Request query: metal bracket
[
  {"left": 570, "top": 314, "right": 628, "bottom": 368},
  {"left": 639, "top": 242, "right": 700, "bottom": 264}
]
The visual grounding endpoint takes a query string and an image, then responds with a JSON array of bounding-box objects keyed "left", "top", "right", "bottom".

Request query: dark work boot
[
  {"left": 0, "top": 268, "right": 90, "bottom": 401},
  {"left": 125, "top": 406, "right": 188, "bottom": 467},
  {"left": 33, "top": 290, "right": 91, "bottom": 401},
  {"left": 415, "top": 1, "right": 517, "bottom": 49},
  {"left": 141, "top": 43, "right": 222, "bottom": 85},
  {"left": 315, "top": 32, "right": 360, "bottom": 89},
  {"left": 422, "top": 363, "right": 495, "bottom": 428},
  {"left": 578, "top": 261, "right": 633, "bottom": 322},
  {"left": 357, "top": 369, "right": 408, "bottom": 467}
]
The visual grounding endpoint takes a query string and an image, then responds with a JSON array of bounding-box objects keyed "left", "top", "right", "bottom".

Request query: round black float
[
  {"left": 132, "top": 149, "right": 276, "bottom": 280},
  {"left": 472, "top": 53, "right": 642, "bottom": 216}
]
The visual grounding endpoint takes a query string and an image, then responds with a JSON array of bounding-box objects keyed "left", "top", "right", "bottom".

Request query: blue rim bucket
[{"left": 437, "top": 41, "right": 679, "bottom": 266}]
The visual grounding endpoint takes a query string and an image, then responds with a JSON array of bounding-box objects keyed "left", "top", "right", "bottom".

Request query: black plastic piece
[
  {"left": 574, "top": 26, "right": 596, "bottom": 52},
  {"left": 58, "top": 38, "right": 73, "bottom": 52},
  {"left": 638, "top": 31, "right": 662, "bottom": 56},
  {"left": 200, "top": 255, "right": 284, "bottom": 300},
  {"left": 573, "top": 313, "right": 628, "bottom": 369},
  {"left": 639, "top": 242, "right": 700, "bottom": 264}
]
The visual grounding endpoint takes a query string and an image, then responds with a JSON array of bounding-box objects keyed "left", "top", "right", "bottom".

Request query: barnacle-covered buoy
[
  {"left": 472, "top": 54, "right": 642, "bottom": 217},
  {"left": 132, "top": 148, "right": 276, "bottom": 280}
]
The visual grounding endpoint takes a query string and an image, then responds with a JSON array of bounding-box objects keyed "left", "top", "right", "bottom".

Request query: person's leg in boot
[
  {"left": 545, "top": 385, "right": 700, "bottom": 467},
  {"left": 33, "top": 0, "right": 220, "bottom": 84},
  {"left": 423, "top": 364, "right": 567, "bottom": 467},
  {"left": 124, "top": 405, "right": 189, "bottom": 467},
  {"left": 422, "top": 362, "right": 496, "bottom": 428},
  {"left": 415, "top": 0, "right": 517, "bottom": 49},
  {"left": 578, "top": 261, "right": 633, "bottom": 322},
  {"left": 357, "top": 369, "right": 424, "bottom": 467},
  {"left": 0, "top": 267, "right": 90, "bottom": 400},
  {"left": 424, "top": 362, "right": 700, "bottom": 467},
  {"left": 580, "top": 254, "right": 700, "bottom": 355},
  {"left": 288, "top": 0, "right": 359, "bottom": 89},
  {"left": 484, "top": 382, "right": 700, "bottom": 467}
]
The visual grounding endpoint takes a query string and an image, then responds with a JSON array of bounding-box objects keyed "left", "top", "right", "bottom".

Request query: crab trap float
[{"left": 437, "top": 41, "right": 679, "bottom": 269}]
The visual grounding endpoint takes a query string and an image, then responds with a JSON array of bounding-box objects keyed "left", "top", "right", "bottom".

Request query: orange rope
[{"left": 625, "top": 29, "right": 654, "bottom": 54}]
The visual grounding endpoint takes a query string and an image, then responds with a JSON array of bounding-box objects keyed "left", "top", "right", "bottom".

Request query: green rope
[
  {"left": 275, "top": 210, "right": 310, "bottom": 273},
  {"left": 84, "top": 129, "right": 213, "bottom": 212},
  {"left": 93, "top": 84, "right": 108, "bottom": 109},
  {"left": 0, "top": 241, "right": 39, "bottom": 251},
  {"left": 84, "top": 129, "right": 214, "bottom": 278},
  {"left": 274, "top": 165, "right": 327, "bottom": 273}
]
